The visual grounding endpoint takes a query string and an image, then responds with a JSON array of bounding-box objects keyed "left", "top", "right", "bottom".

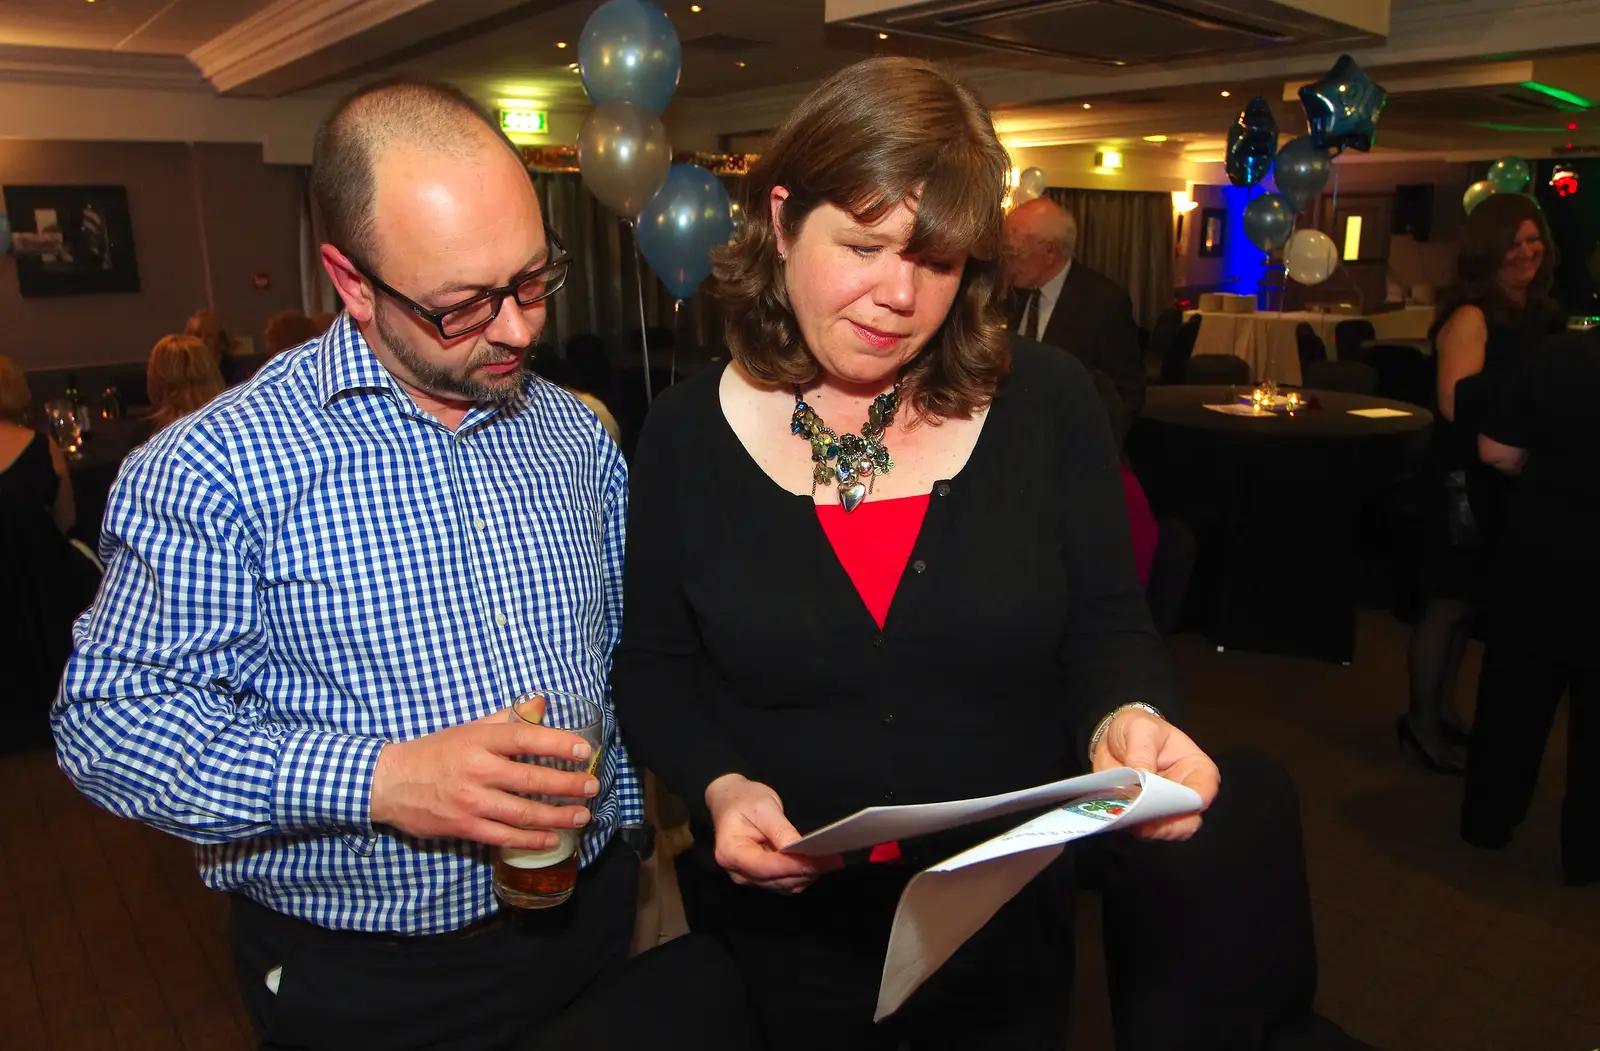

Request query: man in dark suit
[{"left": 1006, "top": 197, "right": 1145, "bottom": 415}]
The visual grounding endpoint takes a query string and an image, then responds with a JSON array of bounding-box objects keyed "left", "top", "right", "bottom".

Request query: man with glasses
[{"left": 53, "top": 79, "right": 652, "bottom": 1048}]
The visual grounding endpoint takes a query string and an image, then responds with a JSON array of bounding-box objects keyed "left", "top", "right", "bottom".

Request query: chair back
[
  {"left": 1159, "top": 314, "right": 1203, "bottom": 385},
  {"left": 1145, "top": 307, "right": 1184, "bottom": 382},
  {"left": 1302, "top": 359, "right": 1379, "bottom": 394},
  {"left": 1364, "top": 343, "right": 1435, "bottom": 407},
  {"left": 1295, "top": 323, "right": 1328, "bottom": 368},
  {"left": 1184, "top": 353, "right": 1251, "bottom": 386},
  {"left": 1334, "top": 319, "right": 1376, "bottom": 363}
]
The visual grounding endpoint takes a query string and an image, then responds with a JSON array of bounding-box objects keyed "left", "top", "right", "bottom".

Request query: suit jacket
[{"left": 1025, "top": 262, "right": 1146, "bottom": 416}]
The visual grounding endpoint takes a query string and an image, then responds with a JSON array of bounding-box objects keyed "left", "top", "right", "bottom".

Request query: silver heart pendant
[{"left": 839, "top": 481, "right": 868, "bottom": 513}]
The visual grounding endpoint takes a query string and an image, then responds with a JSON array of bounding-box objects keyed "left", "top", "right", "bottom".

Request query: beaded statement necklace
[{"left": 791, "top": 380, "right": 902, "bottom": 513}]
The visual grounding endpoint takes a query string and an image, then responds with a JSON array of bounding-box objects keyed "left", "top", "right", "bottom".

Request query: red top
[
  {"left": 815, "top": 494, "right": 931, "bottom": 630},
  {"left": 1121, "top": 465, "right": 1158, "bottom": 591}
]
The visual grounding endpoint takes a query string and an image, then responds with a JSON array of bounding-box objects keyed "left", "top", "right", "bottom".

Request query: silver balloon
[
  {"left": 1016, "top": 167, "right": 1048, "bottom": 199},
  {"left": 1463, "top": 179, "right": 1499, "bottom": 215},
  {"left": 578, "top": 101, "right": 671, "bottom": 218},
  {"left": 1284, "top": 229, "right": 1339, "bottom": 286},
  {"left": 1272, "top": 137, "right": 1332, "bottom": 211},
  {"left": 579, "top": 0, "right": 682, "bottom": 114},
  {"left": 1242, "top": 194, "right": 1296, "bottom": 252}
]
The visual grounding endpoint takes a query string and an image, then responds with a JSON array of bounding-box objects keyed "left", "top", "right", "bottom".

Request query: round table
[{"left": 1129, "top": 386, "right": 1432, "bottom": 663}]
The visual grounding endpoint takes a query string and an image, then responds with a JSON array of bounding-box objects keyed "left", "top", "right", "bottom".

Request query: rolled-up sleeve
[{"left": 52, "top": 429, "right": 383, "bottom": 844}]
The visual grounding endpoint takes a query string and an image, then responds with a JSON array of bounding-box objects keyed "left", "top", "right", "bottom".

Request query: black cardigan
[{"left": 611, "top": 339, "right": 1181, "bottom": 839}]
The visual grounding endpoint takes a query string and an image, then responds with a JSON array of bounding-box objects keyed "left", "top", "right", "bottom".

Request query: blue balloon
[
  {"left": 1243, "top": 194, "right": 1296, "bottom": 252},
  {"left": 1272, "top": 136, "right": 1332, "bottom": 211},
  {"left": 579, "top": 0, "right": 682, "bottom": 114},
  {"left": 1299, "top": 54, "right": 1387, "bottom": 154},
  {"left": 1226, "top": 97, "right": 1277, "bottom": 188},
  {"left": 636, "top": 165, "right": 734, "bottom": 301}
]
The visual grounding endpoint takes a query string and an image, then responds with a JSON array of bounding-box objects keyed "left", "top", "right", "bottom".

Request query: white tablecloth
[{"left": 1184, "top": 306, "right": 1435, "bottom": 385}]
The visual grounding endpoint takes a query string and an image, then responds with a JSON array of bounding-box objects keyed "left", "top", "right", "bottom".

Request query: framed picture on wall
[
  {"left": 2, "top": 184, "right": 141, "bottom": 297},
  {"left": 1198, "top": 208, "right": 1227, "bottom": 258}
]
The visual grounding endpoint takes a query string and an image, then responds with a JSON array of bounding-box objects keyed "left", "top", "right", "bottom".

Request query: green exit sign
[{"left": 500, "top": 108, "right": 548, "bottom": 135}]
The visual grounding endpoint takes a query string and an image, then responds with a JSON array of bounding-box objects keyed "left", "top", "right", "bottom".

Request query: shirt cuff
[{"left": 271, "top": 729, "right": 385, "bottom": 836}]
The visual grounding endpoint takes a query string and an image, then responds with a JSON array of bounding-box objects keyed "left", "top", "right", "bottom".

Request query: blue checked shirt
[{"left": 53, "top": 315, "right": 643, "bottom": 934}]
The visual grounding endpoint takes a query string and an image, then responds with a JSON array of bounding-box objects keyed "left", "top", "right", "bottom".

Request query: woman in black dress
[
  {"left": 1472, "top": 328, "right": 1600, "bottom": 884},
  {"left": 0, "top": 354, "right": 74, "bottom": 533},
  {"left": 1402, "top": 194, "right": 1560, "bottom": 772}
]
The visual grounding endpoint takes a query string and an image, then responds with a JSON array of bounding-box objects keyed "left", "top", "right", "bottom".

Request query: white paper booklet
[{"left": 784, "top": 768, "right": 1203, "bottom": 1022}]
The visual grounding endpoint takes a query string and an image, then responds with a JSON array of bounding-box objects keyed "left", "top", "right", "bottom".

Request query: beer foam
[{"left": 500, "top": 830, "right": 578, "bottom": 869}]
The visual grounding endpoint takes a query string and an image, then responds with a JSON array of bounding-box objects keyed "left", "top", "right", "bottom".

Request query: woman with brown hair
[
  {"left": 141, "top": 334, "right": 225, "bottom": 441},
  {"left": 1402, "top": 193, "right": 1562, "bottom": 772},
  {"left": 611, "top": 57, "right": 1221, "bottom": 1048}
]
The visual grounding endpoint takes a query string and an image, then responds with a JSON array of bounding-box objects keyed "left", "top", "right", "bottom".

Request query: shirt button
[
  {"left": 474, "top": 518, "right": 487, "bottom": 531},
  {"left": 882, "top": 713, "right": 895, "bottom": 726},
  {"left": 495, "top": 613, "right": 509, "bottom": 627},
  {"left": 872, "top": 633, "right": 885, "bottom": 649},
  {"left": 912, "top": 560, "right": 926, "bottom": 574},
  {"left": 935, "top": 482, "right": 951, "bottom": 497}
]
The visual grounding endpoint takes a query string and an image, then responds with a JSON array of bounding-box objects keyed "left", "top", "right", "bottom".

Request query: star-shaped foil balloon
[{"left": 1299, "top": 54, "right": 1388, "bottom": 153}]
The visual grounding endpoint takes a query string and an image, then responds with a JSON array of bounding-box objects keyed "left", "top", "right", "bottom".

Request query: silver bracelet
[{"left": 1087, "top": 702, "right": 1165, "bottom": 765}]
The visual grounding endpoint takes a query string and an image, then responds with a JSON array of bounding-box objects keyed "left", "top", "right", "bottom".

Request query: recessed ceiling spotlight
[
  {"left": 735, "top": 60, "right": 746, "bottom": 68},
  {"left": 1144, "top": 134, "right": 1168, "bottom": 142},
  {"left": 1082, "top": 102, "right": 1093, "bottom": 109},
  {"left": 690, "top": 4, "right": 703, "bottom": 11},
  {"left": 556, "top": 41, "right": 568, "bottom": 48},
  {"left": 878, "top": 32, "right": 889, "bottom": 40},
  {"left": 1220, "top": 89, "right": 1231, "bottom": 98}
]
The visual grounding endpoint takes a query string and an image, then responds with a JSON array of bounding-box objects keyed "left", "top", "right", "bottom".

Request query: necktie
[{"left": 1017, "top": 288, "right": 1041, "bottom": 341}]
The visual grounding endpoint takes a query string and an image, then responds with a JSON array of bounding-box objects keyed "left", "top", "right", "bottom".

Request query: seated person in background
[
  {"left": 0, "top": 353, "right": 74, "bottom": 533},
  {"left": 185, "top": 307, "right": 247, "bottom": 385},
  {"left": 136, "top": 334, "right": 225, "bottom": 445},
  {"left": 263, "top": 309, "right": 323, "bottom": 356},
  {"left": 1005, "top": 196, "right": 1146, "bottom": 417}
]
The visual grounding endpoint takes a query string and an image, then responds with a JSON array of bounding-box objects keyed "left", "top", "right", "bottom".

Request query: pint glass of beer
[{"left": 493, "top": 691, "right": 604, "bottom": 909}]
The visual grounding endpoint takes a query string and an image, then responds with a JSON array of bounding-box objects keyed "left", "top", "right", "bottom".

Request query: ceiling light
[
  {"left": 1095, "top": 149, "right": 1123, "bottom": 169},
  {"left": 1220, "top": 90, "right": 1231, "bottom": 98},
  {"left": 878, "top": 32, "right": 889, "bottom": 40},
  {"left": 556, "top": 41, "right": 567, "bottom": 48},
  {"left": 1143, "top": 134, "right": 1168, "bottom": 142},
  {"left": 1082, "top": 102, "right": 1092, "bottom": 110},
  {"left": 690, "top": 3, "right": 703, "bottom": 10},
  {"left": 568, "top": 63, "right": 580, "bottom": 72},
  {"left": 735, "top": 60, "right": 746, "bottom": 68},
  {"left": 1570, "top": 122, "right": 1579, "bottom": 131}
]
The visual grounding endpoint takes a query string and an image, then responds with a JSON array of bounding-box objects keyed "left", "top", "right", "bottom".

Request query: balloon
[
  {"left": 1462, "top": 180, "right": 1499, "bottom": 215},
  {"left": 1272, "top": 136, "right": 1332, "bottom": 211},
  {"left": 579, "top": 0, "right": 682, "bottom": 114},
  {"left": 636, "top": 164, "right": 735, "bottom": 301},
  {"left": 1226, "top": 97, "right": 1278, "bottom": 188},
  {"left": 1243, "top": 194, "right": 1297, "bottom": 252},
  {"left": 1016, "top": 167, "right": 1048, "bottom": 199},
  {"left": 1299, "top": 54, "right": 1387, "bottom": 153},
  {"left": 578, "top": 101, "right": 671, "bottom": 218},
  {"left": 1487, "top": 157, "right": 1531, "bottom": 194},
  {"left": 1283, "top": 229, "right": 1339, "bottom": 286}
]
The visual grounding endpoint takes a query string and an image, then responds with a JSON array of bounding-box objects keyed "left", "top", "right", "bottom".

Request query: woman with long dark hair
[{"left": 1402, "top": 193, "right": 1560, "bottom": 771}]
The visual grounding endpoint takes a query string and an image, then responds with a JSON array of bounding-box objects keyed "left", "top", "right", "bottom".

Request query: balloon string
[
  {"left": 631, "top": 222, "right": 652, "bottom": 405},
  {"left": 671, "top": 299, "right": 681, "bottom": 386}
]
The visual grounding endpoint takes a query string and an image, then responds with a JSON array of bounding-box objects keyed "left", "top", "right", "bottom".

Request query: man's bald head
[
  {"left": 312, "top": 78, "right": 522, "bottom": 266},
  {"left": 1005, "top": 196, "right": 1077, "bottom": 289}
]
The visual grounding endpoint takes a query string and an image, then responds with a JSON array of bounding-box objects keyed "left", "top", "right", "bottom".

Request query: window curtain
[
  {"left": 298, "top": 169, "right": 339, "bottom": 317},
  {"left": 532, "top": 172, "right": 744, "bottom": 368},
  {"left": 1044, "top": 188, "right": 1173, "bottom": 330}
]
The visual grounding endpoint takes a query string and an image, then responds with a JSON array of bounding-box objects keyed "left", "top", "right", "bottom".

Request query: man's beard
[{"left": 375, "top": 307, "right": 530, "bottom": 406}]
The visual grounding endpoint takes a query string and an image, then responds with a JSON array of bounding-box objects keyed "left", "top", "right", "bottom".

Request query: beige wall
[
  {"left": 1006, "top": 144, "right": 1196, "bottom": 193},
  {"left": 0, "top": 140, "right": 303, "bottom": 371}
]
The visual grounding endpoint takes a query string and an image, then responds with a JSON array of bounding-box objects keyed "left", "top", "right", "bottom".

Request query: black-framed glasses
[{"left": 348, "top": 225, "right": 573, "bottom": 340}]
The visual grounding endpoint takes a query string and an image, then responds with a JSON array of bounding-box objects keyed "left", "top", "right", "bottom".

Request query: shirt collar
[
  {"left": 314, "top": 311, "right": 541, "bottom": 431},
  {"left": 1038, "top": 257, "right": 1072, "bottom": 308},
  {"left": 316, "top": 312, "right": 401, "bottom": 407}
]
